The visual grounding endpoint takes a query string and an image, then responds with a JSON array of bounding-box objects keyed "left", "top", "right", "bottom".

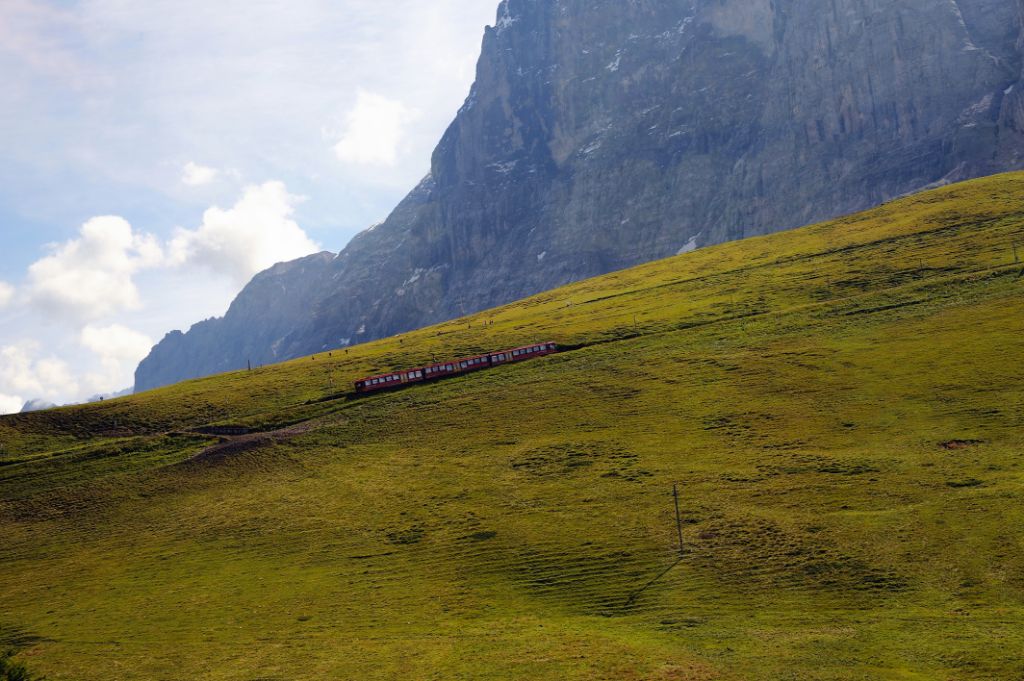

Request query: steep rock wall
[{"left": 136, "top": 0, "right": 1024, "bottom": 391}]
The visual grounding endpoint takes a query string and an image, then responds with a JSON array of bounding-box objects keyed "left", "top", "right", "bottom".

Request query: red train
[{"left": 355, "top": 342, "right": 558, "bottom": 394}]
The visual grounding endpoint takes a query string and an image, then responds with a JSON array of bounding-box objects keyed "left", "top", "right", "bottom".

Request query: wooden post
[
  {"left": 1014, "top": 241, "right": 1020, "bottom": 264},
  {"left": 672, "top": 484, "right": 684, "bottom": 557}
]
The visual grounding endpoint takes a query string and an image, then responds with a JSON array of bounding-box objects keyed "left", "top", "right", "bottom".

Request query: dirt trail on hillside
[{"left": 185, "top": 421, "right": 320, "bottom": 465}]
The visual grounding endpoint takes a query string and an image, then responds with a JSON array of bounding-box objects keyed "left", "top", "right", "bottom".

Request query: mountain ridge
[
  {"left": 136, "top": 0, "right": 1024, "bottom": 392},
  {"left": 5, "top": 172, "right": 1024, "bottom": 679}
]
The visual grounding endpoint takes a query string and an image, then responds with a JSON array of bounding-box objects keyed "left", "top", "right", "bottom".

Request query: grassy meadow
[{"left": 1, "top": 173, "right": 1023, "bottom": 679}]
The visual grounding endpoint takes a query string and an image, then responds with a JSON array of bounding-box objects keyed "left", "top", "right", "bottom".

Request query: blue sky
[{"left": 0, "top": 0, "right": 499, "bottom": 412}]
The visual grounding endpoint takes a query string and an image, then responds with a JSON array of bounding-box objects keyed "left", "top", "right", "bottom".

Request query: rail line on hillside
[{"left": 353, "top": 341, "right": 558, "bottom": 395}]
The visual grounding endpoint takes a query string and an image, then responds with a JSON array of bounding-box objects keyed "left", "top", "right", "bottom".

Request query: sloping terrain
[
  {"left": 137, "top": 0, "right": 1024, "bottom": 391},
  {"left": 2, "top": 174, "right": 1024, "bottom": 680}
]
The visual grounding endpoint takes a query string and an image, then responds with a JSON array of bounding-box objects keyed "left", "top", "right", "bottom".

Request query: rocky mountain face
[{"left": 136, "top": 0, "right": 1024, "bottom": 392}]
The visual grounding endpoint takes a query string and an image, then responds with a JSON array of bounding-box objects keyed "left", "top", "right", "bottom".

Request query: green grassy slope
[{"left": 1, "top": 173, "right": 1023, "bottom": 680}]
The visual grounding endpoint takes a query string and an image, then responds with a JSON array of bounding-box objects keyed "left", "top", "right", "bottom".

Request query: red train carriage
[
  {"left": 353, "top": 367, "right": 425, "bottom": 393},
  {"left": 422, "top": 360, "right": 459, "bottom": 380},
  {"left": 354, "top": 342, "right": 557, "bottom": 394},
  {"left": 492, "top": 342, "right": 557, "bottom": 365},
  {"left": 455, "top": 353, "right": 491, "bottom": 373}
]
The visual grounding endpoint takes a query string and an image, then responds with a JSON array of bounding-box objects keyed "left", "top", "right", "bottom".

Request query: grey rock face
[
  {"left": 20, "top": 399, "right": 57, "bottom": 413},
  {"left": 135, "top": 0, "right": 1024, "bottom": 392},
  {"left": 136, "top": 252, "right": 336, "bottom": 390}
]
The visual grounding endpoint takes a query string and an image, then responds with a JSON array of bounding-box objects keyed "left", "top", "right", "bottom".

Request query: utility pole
[{"left": 672, "top": 484, "right": 685, "bottom": 557}]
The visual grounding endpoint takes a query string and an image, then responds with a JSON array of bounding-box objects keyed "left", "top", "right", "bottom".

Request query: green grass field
[{"left": 2, "top": 173, "right": 1023, "bottom": 680}]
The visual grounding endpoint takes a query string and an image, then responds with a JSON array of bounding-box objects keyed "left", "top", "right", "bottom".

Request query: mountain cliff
[{"left": 136, "top": 0, "right": 1024, "bottom": 391}]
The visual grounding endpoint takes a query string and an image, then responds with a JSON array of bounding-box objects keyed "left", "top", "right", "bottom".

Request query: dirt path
[{"left": 185, "top": 421, "right": 320, "bottom": 465}]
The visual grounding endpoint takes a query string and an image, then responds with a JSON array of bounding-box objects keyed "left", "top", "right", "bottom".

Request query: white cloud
[
  {"left": 333, "top": 90, "right": 418, "bottom": 167},
  {"left": 0, "top": 393, "right": 24, "bottom": 416},
  {"left": 80, "top": 324, "right": 152, "bottom": 395},
  {"left": 0, "top": 0, "right": 497, "bottom": 409},
  {"left": 182, "top": 161, "right": 219, "bottom": 186},
  {"left": 168, "top": 181, "right": 319, "bottom": 285},
  {"left": 0, "top": 342, "right": 77, "bottom": 409},
  {"left": 26, "top": 216, "right": 164, "bottom": 321},
  {"left": 0, "top": 282, "right": 13, "bottom": 308}
]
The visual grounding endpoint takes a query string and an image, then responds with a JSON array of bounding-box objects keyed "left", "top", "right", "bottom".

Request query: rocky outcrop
[
  {"left": 136, "top": 252, "right": 336, "bottom": 389},
  {"left": 20, "top": 399, "right": 57, "bottom": 413},
  {"left": 136, "top": 0, "right": 1024, "bottom": 392}
]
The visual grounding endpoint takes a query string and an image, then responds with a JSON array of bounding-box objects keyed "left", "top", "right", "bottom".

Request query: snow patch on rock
[
  {"left": 495, "top": 2, "right": 519, "bottom": 33},
  {"left": 677, "top": 235, "right": 699, "bottom": 255}
]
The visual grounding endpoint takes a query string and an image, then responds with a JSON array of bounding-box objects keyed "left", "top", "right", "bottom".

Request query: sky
[{"left": 0, "top": 0, "right": 500, "bottom": 414}]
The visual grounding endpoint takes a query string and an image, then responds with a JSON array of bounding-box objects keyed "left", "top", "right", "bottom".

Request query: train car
[
  {"left": 455, "top": 353, "right": 492, "bottom": 373},
  {"left": 422, "top": 360, "right": 459, "bottom": 381},
  {"left": 354, "top": 367, "right": 426, "bottom": 394},
  {"left": 498, "top": 341, "right": 558, "bottom": 364},
  {"left": 354, "top": 342, "right": 558, "bottom": 394}
]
